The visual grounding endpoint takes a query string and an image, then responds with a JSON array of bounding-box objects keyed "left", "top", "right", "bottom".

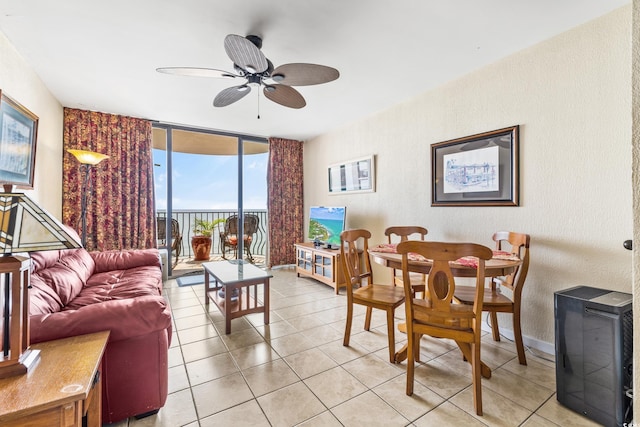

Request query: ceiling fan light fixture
[{"left": 164, "top": 34, "right": 338, "bottom": 109}]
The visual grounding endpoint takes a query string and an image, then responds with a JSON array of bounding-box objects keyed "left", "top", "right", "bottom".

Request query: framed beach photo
[
  {"left": 0, "top": 92, "right": 39, "bottom": 189},
  {"left": 431, "top": 126, "right": 519, "bottom": 206}
]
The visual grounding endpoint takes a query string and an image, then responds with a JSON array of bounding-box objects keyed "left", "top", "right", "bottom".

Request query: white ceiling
[{"left": 0, "top": 0, "right": 630, "bottom": 141}]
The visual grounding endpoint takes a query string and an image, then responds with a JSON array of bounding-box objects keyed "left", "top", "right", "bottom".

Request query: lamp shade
[
  {"left": 67, "top": 149, "right": 109, "bottom": 165},
  {"left": 0, "top": 193, "right": 82, "bottom": 253},
  {"left": 0, "top": 192, "right": 81, "bottom": 379}
]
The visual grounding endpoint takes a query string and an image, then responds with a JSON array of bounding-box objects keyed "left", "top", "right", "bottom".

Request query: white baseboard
[{"left": 481, "top": 321, "right": 555, "bottom": 357}]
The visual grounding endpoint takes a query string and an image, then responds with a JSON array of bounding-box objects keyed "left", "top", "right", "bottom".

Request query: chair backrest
[
  {"left": 157, "top": 217, "right": 181, "bottom": 242},
  {"left": 384, "top": 226, "right": 428, "bottom": 244},
  {"left": 225, "top": 214, "right": 260, "bottom": 235},
  {"left": 492, "top": 231, "right": 530, "bottom": 297},
  {"left": 340, "top": 229, "right": 373, "bottom": 293},
  {"left": 244, "top": 214, "right": 259, "bottom": 235},
  {"left": 385, "top": 226, "right": 429, "bottom": 286},
  {"left": 397, "top": 241, "right": 493, "bottom": 329}
]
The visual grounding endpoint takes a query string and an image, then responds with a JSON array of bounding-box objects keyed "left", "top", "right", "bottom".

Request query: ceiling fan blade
[
  {"left": 214, "top": 85, "right": 252, "bottom": 107},
  {"left": 224, "top": 34, "right": 268, "bottom": 73},
  {"left": 156, "top": 67, "right": 239, "bottom": 78},
  {"left": 271, "top": 63, "right": 339, "bottom": 86},
  {"left": 263, "top": 84, "right": 306, "bottom": 109}
]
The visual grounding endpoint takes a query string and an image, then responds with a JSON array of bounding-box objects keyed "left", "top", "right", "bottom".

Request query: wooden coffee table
[
  {"left": 203, "top": 260, "right": 272, "bottom": 334},
  {"left": 0, "top": 331, "right": 109, "bottom": 427}
]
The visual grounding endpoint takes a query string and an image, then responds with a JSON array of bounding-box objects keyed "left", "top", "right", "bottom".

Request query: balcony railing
[{"left": 156, "top": 209, "right": 268, "bottom": 260}]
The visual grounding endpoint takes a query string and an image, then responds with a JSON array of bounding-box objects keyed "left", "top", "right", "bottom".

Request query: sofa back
[{"left": 29, "top": 248, "right": 96, "bottom": 315}]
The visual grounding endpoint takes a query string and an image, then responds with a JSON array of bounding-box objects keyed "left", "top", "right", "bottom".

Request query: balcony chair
[
  {"left": 340, "top": 229, "right": 406, "bottom": 363},
  {"left": 396, "top": 240, "right": 493, "bottom": 415},
  {"left": 156, "top": 217, "right": 182, "bottom": 268},
  {"left": 384, "top": 226, "right": 428, "bottom": 295},
  {"left": 220, "top": 214, "right": 260, "bottom": 263},
  {"left": 454, "top": 231, "right": 531, "bottom": 365}
]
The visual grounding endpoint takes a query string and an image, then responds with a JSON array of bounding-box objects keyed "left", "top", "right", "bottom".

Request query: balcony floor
[{"left": 170, "top": 255, "right": 267, "bottom": 278}]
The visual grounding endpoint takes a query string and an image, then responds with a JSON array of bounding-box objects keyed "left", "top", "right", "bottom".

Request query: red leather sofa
[{"left": 28, "top": 243, "right": 172, "bottom": 424}]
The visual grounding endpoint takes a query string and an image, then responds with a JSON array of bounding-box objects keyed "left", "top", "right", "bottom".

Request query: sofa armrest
[
  {"left": 30, "top": 295, "right": 171, "bottom": 344},
  {"left": 91, "top": 248, "right": 161, "bottom": 273}
]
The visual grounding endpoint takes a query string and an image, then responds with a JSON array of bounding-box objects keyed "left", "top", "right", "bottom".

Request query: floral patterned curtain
[
  {"left": 62, "top": 108, "right": 155, "bottom": 251},
  {"left": 267, "top": 137, "right": 304, "bottom": 267}
]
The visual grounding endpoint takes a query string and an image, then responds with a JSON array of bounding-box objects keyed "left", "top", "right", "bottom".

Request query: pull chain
[{"left": 257, "top": 87, "right": 261, "bottom": 119}]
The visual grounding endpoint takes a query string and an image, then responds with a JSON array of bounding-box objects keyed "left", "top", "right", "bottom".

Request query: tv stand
[{"left": 294, "top": 242, "right": 346, "bottom": 294}]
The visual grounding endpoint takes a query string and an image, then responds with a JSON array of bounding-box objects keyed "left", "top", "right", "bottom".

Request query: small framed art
[
  {"left": 0, "top": 92, "right": 39, "bottom": 189},
  {"left": 328, "top": 155, "right": 375, "bottom": 194},
  {"left": 431, "top": 126, "right": 519, "bottom": 206}
]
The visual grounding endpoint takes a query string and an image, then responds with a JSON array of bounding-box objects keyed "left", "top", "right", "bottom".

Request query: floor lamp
[
  {"left": 67, "top": 149, "right": 109, "bottom": 247},
  {"left": 0, "top": 191, "right": 82, "bottom": 378}
]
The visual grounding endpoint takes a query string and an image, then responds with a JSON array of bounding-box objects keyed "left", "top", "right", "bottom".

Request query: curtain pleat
[
  {"left": 62, "top": 108, "right": 155, "bottom": 251},
  {"left": 267, "top": 137, "right": 304, "bottom": 267}
]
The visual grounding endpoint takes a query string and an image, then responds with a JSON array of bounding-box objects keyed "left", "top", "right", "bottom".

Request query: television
[{"left": 308, "top": 206, "right": 346, "bottom": 249}]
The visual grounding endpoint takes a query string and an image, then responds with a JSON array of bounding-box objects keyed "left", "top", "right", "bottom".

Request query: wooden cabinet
[
  {"left": 294, "top": 242, "right": 346, "bottom": 294},
  {"left": 0, "top": 331, "right": 109, "bottom": 427}
]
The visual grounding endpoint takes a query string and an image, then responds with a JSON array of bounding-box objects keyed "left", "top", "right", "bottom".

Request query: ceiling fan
[{"left": 157, "top": 34, "right": 339, "bottom": 110}]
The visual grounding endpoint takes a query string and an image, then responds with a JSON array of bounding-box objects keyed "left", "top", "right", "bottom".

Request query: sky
[{"left": 153, "top": 149, "right": 268, "bottom": 211}]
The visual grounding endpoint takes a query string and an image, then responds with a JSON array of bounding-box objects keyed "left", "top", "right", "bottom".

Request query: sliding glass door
[{"left": 152, "top": 124, "right": 268, "bottom": 275}]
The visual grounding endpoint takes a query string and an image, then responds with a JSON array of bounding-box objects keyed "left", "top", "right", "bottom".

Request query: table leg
[
  {"left": 394, "top": 335, "right": 492, "bottom": 379},
  {"left": 455, "top": 341, "right": 492, "bottom": 379},
  {"left": 394, "top": 344, "right": 408, "bottom": 364},
  {"left": 225, "top": 285, "right": 232, "bottom": 334},
  {"left": 204, "top": 273, "right": 210, "bottom": 307},
  {"left": 263, "top": 278, "right": 270, "bottom": 326},
  {"left": 84, "top": 364, "right": 101, "bottom": 427}
]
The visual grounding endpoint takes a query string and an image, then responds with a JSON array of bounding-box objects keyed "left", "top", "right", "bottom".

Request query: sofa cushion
[
  {"left": 30, "top": 295, "right": 171, "bottom": 344},
  {"left": 29, "top": 274, "right": 64, "bottom": 315},
  {"left": 34, "top": 263, "right": 85, "bottom": 306},
  {"left": 59, "top": 249, "right": 95, "bottom": 283},
  {"left": 91, "top": 249, "right": 161, "bottom": 273},
  {"left": 30, "top": 250, "right": 62, "bottom": 273},
  {"left": 66, "top": 266, "right": 162, "bottom": 310}
]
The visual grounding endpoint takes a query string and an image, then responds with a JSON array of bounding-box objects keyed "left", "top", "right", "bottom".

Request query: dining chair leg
[
  {"left": 364, "top": 306, "right": 373, "bottom": 331},
  {"left": 414, "top": 333, "right": 422, "bottom": 363},
  {"left": 386, "top": 309, "right": 396, "bottom": 363},
  {"left": 471, "top": 341, "right": 483, "bottom": 416},
  {"left": 490, "top": 311, "right": 500, "bottom": 341},
  {"left": 405, "top": 332, "right": 416, "bottom": 396},
  {"left": 343, "top": 301, "right": 354, "bottom": 347},
  {"left": 513, "top": 305, "right": 527, "bottom": 365}
]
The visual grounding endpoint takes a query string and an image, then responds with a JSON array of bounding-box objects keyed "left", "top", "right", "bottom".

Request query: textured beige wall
[
  {"left": 632, "top": 0, "right": 639, "bottom": 416},
  {"left": 305, "top": 6, "right": 632, "bottom": 351},
  {"left": 0, "top": 31, "right": 64, "bottom": 216}
]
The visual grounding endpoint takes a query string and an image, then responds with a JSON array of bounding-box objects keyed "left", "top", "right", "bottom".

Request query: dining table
[
  {"left": 369, "top": 243, "right": 521, "bottom": 278},
  {"left": 368, "top": 242, "right": 522, "bottom": 376}
]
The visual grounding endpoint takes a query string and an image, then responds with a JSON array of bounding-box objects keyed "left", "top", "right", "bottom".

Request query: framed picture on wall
[
  {"left": 328, "top": 154, "right": 375, "bottom": 194},
  {"left": 431, "top": 126, "right": 519, "bottom": 206},
  {"left": 0, "top": 92, "right": 39, "bottom": 189}
]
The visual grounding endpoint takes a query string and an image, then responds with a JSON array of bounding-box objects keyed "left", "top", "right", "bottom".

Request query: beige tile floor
[{"left": 109, "top": 267, "right": 602, "bottom": 427}]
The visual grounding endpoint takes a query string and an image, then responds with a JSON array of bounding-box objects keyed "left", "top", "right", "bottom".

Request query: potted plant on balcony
[{"left": 191, "top": 218, "right": 224, "bottom": 261}]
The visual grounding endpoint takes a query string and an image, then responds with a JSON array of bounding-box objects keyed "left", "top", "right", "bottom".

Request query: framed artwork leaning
[
  {"left": 0, "top": 92, "right": 39, "bottom": 189},
  {"left": 431, "top": 125, "right": 519, "bottom": 206}
]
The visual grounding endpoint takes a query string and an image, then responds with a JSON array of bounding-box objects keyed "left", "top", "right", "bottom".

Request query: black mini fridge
[{"left": 554, "top": 286, "right": 633, "bottom": 427}]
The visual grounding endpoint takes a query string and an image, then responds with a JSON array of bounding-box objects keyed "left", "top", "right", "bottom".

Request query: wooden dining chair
[
  {"left": 384, "top": 226, "right": 428, "bottom": 294},
  {"left": 454, "top": 231, "right": 531, "bottom": 365},
  {"left": 397, "top": 240, "right": 493, "bottom": 415},
  {"left": 341, "top": 229, "right": 406, "bottom": 363}
]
